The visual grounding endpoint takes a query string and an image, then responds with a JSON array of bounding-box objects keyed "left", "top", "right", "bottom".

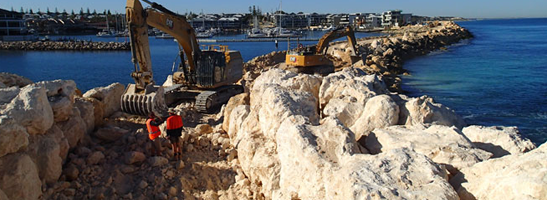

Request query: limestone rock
[
  {"left": 74, "top": 97, "right": 95, "bottom": 133},
  {"left": 93, "top": 126, "right": 130, "bottom": 143},
  {"left": 450, "top": 143, "right": 547, "bottom": 200},
  {"left": 222, "top": 93, "right": 249, "bottom": 132},
  {"left": 319, "top": 67, "right": 388, "bottom": 110},
  {"left": 400, "top": 95, "right": 466, "bottom": 129},
  {"left": 322, "top": 96, "right": 363, "bottom": 128},
  {"left": 35, "top": 80, "right": 77, "bottom": 122},
  {"left": 0, "top": 72, "right": 33, "bottom": 88},
  {"left": 0, "top": 87, "right": 20, "bottom": 106},
  {"left": 366, "top": 125, "right": 492, "bottom": 173},
  {"left": 87, "top": 97, "right": 105, "bottom": 127},
  {"left": 0, "top": 153, "right": 42, "bottom": 200},
  {"left": 462, "top": 125, "right": 536, "bottom": 158},
  {"left": 64, "top": 165, "right": 79, "bottom": 181},
  {"left": 1, "top": 85, "right": 54, "bottom": 135},
  {"left": 350, "top": 94, "right": 399, "bottom": 139},
  {"left": 83, "top": 83, "right": 125, "bottom": 118},
  {"left": 0, "top": 189, "right": 7, "bottom": 200},
  {"left": 274, "top": 116, "right": 456, "bottom": 199},
  {"left": 87, "top": 151, "right": 105, "bottom": 165},
  {"left": 195, "top": 124, "right": 213, "bottom": 135},
  {"left": 58, "top": 108, "right": 86, "bottom": 148},
  {"left": 26, "top": 127, "right": 64, "bottom": 184},
  {"left": 125, "top": 151, "right": 146, "bottom": 165},
  {"left": 148, "top": 156, "right": 168, "bottom": 167},
  {"left": 0, "top": 117, "right": 29, "bottom": 157},
  {"left": 252, "top": 68, "right": 323, "bottom": 101}
]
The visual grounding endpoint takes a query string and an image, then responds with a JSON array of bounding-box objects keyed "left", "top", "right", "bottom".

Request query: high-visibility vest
[
  {"left": 146, "top": 118, "right": 161, "bottom": 140},
  {"left": 166, "top": 115, "right": 183, "bottom": 130}
]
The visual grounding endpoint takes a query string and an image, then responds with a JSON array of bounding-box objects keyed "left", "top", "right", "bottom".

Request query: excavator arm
[
  {"left": 315, "top": 26, "right": 358, "bottom": 56},
  {"left": 126, "top": 0, "right": 201, "bottom": 90}
]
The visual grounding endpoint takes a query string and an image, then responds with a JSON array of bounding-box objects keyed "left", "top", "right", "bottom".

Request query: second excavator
[
  {"left": 284, "top": 26, "right": 361, "bottom": 75},
  {"left": 121, "top": 0, "right": 243, "bottom": 116}
]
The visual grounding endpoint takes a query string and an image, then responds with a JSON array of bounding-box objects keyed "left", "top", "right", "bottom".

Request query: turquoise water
[{"left": 402, "top": 18, "right": 547, "bottom": 144}]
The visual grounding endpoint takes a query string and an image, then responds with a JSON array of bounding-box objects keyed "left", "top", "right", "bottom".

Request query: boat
[
  {"left": 196, "top": 30, "right": 213, "bottom": 38},
  {"left": 155, "top": 33, "right": 174, "bottom": 39},
  {"left": 96, "top": 30, "right": 117, "bottom": 37}
]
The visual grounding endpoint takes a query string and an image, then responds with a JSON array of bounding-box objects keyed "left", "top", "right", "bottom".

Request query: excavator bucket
[{"left": 120, "top": 84, "right": 168, "bottom": 117}]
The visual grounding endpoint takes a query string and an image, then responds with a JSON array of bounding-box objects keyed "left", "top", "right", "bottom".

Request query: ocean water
[{"left": 402, "top": 18, "right": 547, "bottom": 144}]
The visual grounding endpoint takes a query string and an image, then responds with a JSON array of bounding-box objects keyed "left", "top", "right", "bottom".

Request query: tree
[
  {"left": 10, "top": 7, "right": 13, "bottom": 12},
  {"left": 47, "top": 7, "right": 50, "bottom": 15},
  {"left": 55, "top": 7, "right": 59, "bottom": 14},
  {"left": 80, "top": 8, "right": 84, "bottom": 15},
  {"left": 62, "top": 9, "right": 67, "bottom": 15},
  {"left": 20, "top": 7, "right": 24, "bottom": 13},
  {"left": 86, "top": 8, "right": 90, "bottom": 15},
  {"left": 93, "top": 9, "right": 97, "bottom": 15},
  {"left": 107, "top": 10, "right": 111, "bottom": 16},
  {"left": 71, "top": 9, "right": 75, "bottom": 16},
  {"left": 30, "top": 8, "right": 34, "bottom": 14}
]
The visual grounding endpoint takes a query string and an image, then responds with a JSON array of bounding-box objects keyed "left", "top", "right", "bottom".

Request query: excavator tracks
[{"left": 195, "top": 85, "right": 244, "bottom": 113}]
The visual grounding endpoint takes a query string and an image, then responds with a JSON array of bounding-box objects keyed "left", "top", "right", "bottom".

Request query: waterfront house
[{"left": 0, "top": 8, "right": 35, "bottom": 41}]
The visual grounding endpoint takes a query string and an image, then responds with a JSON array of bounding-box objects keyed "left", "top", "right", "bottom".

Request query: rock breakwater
[
  {"left": 243, "top": 21, "right": 473, "bottom": 92},
  {"left": 0, "top": 41, "right": 130, "bottom": 51}
]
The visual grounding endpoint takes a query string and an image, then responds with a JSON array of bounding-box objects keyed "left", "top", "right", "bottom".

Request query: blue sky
[{"left": 1, "top": 0, "right": 546, "bottom": 18}]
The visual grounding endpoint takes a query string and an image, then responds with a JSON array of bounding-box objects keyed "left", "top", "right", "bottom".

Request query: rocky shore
[
  {"left": 0, "top": 41, "right": 130, "bottom": 51},
  {"left": 1, "top": 21, "right": 546, "bottom": 200}
]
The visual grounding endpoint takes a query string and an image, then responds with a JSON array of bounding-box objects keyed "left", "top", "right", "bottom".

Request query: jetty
[{"left": 0, "top": 41, "right": 130, "bottom": 51}]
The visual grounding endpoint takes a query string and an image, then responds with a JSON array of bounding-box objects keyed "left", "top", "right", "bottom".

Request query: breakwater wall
[
  {"left": 0, "top": 41, "right": 130, "bottom": 51},
  {"left": 242, "top": 21, "right": 473, "bottom": 92}
]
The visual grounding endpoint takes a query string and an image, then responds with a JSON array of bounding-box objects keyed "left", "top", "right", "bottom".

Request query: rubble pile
[
  {"left": 0, "top": 73, "right": 253, "bottom": 199},
  {"left": 0, "top": 41, "right": 130, "bottom": 51}
]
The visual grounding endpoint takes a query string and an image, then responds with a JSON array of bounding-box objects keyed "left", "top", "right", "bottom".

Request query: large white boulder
[
  {"left": 83, "top": 82, "right": 125, "bottom": 118},
  {"left": 462, "top": 125, "right": 536, "bottom": 158},
  {"left": 34, "top": 80, "right": 77, "bottom": 122},
  {"left": 365, "top": 125, "right": 492, "bottom": 174},
  {"left": 319, "top": 68, "right": 388, "bottom": 110},
  {"left": 58, "top": 107, "right": 86, "bottom": 149},
  {"left": 0, "top": 153, "right": 42, "bottom": 200},
  {"left": 350, "top": 94, "right": 400, "bottom": 139},
  {"left": 26, "top": 126, "right": 64, "bottom": 184},
  {"left": 399, "top": 96, "right": 466, "bottom": 129},
  {"left": 222, "top": 93, "right": 249, "bottom": 132},
  {"left": 74, "top": 97, "right": 96, "bottom": 133},
  {"left": 0, "top": 117, "right": 29, "bottom": 157},
  {"left": 252, "top": 68, "right": 323, "bottom": 100},
  {"left": 450, "top": 142, "right": 547, "bottom": 200},
  {"left": 1, "top": 85, "right": 54, "bottom": 135}
]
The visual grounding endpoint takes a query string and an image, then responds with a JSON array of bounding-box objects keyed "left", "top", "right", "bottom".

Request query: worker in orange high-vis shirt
[
  {"left": 166, "top": 108, "right": 183, "bottom": 160},
  {"left": 146, "top": 113, "right": 163, "bottom": 156}
]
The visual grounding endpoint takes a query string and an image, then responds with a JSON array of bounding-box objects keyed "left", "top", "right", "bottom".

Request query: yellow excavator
[
  {"left": 285, "top": 26, "right": 360, "bottom": 74},
  {"left": 121, "top": 0, "right": 243, "bottom": 116}
]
